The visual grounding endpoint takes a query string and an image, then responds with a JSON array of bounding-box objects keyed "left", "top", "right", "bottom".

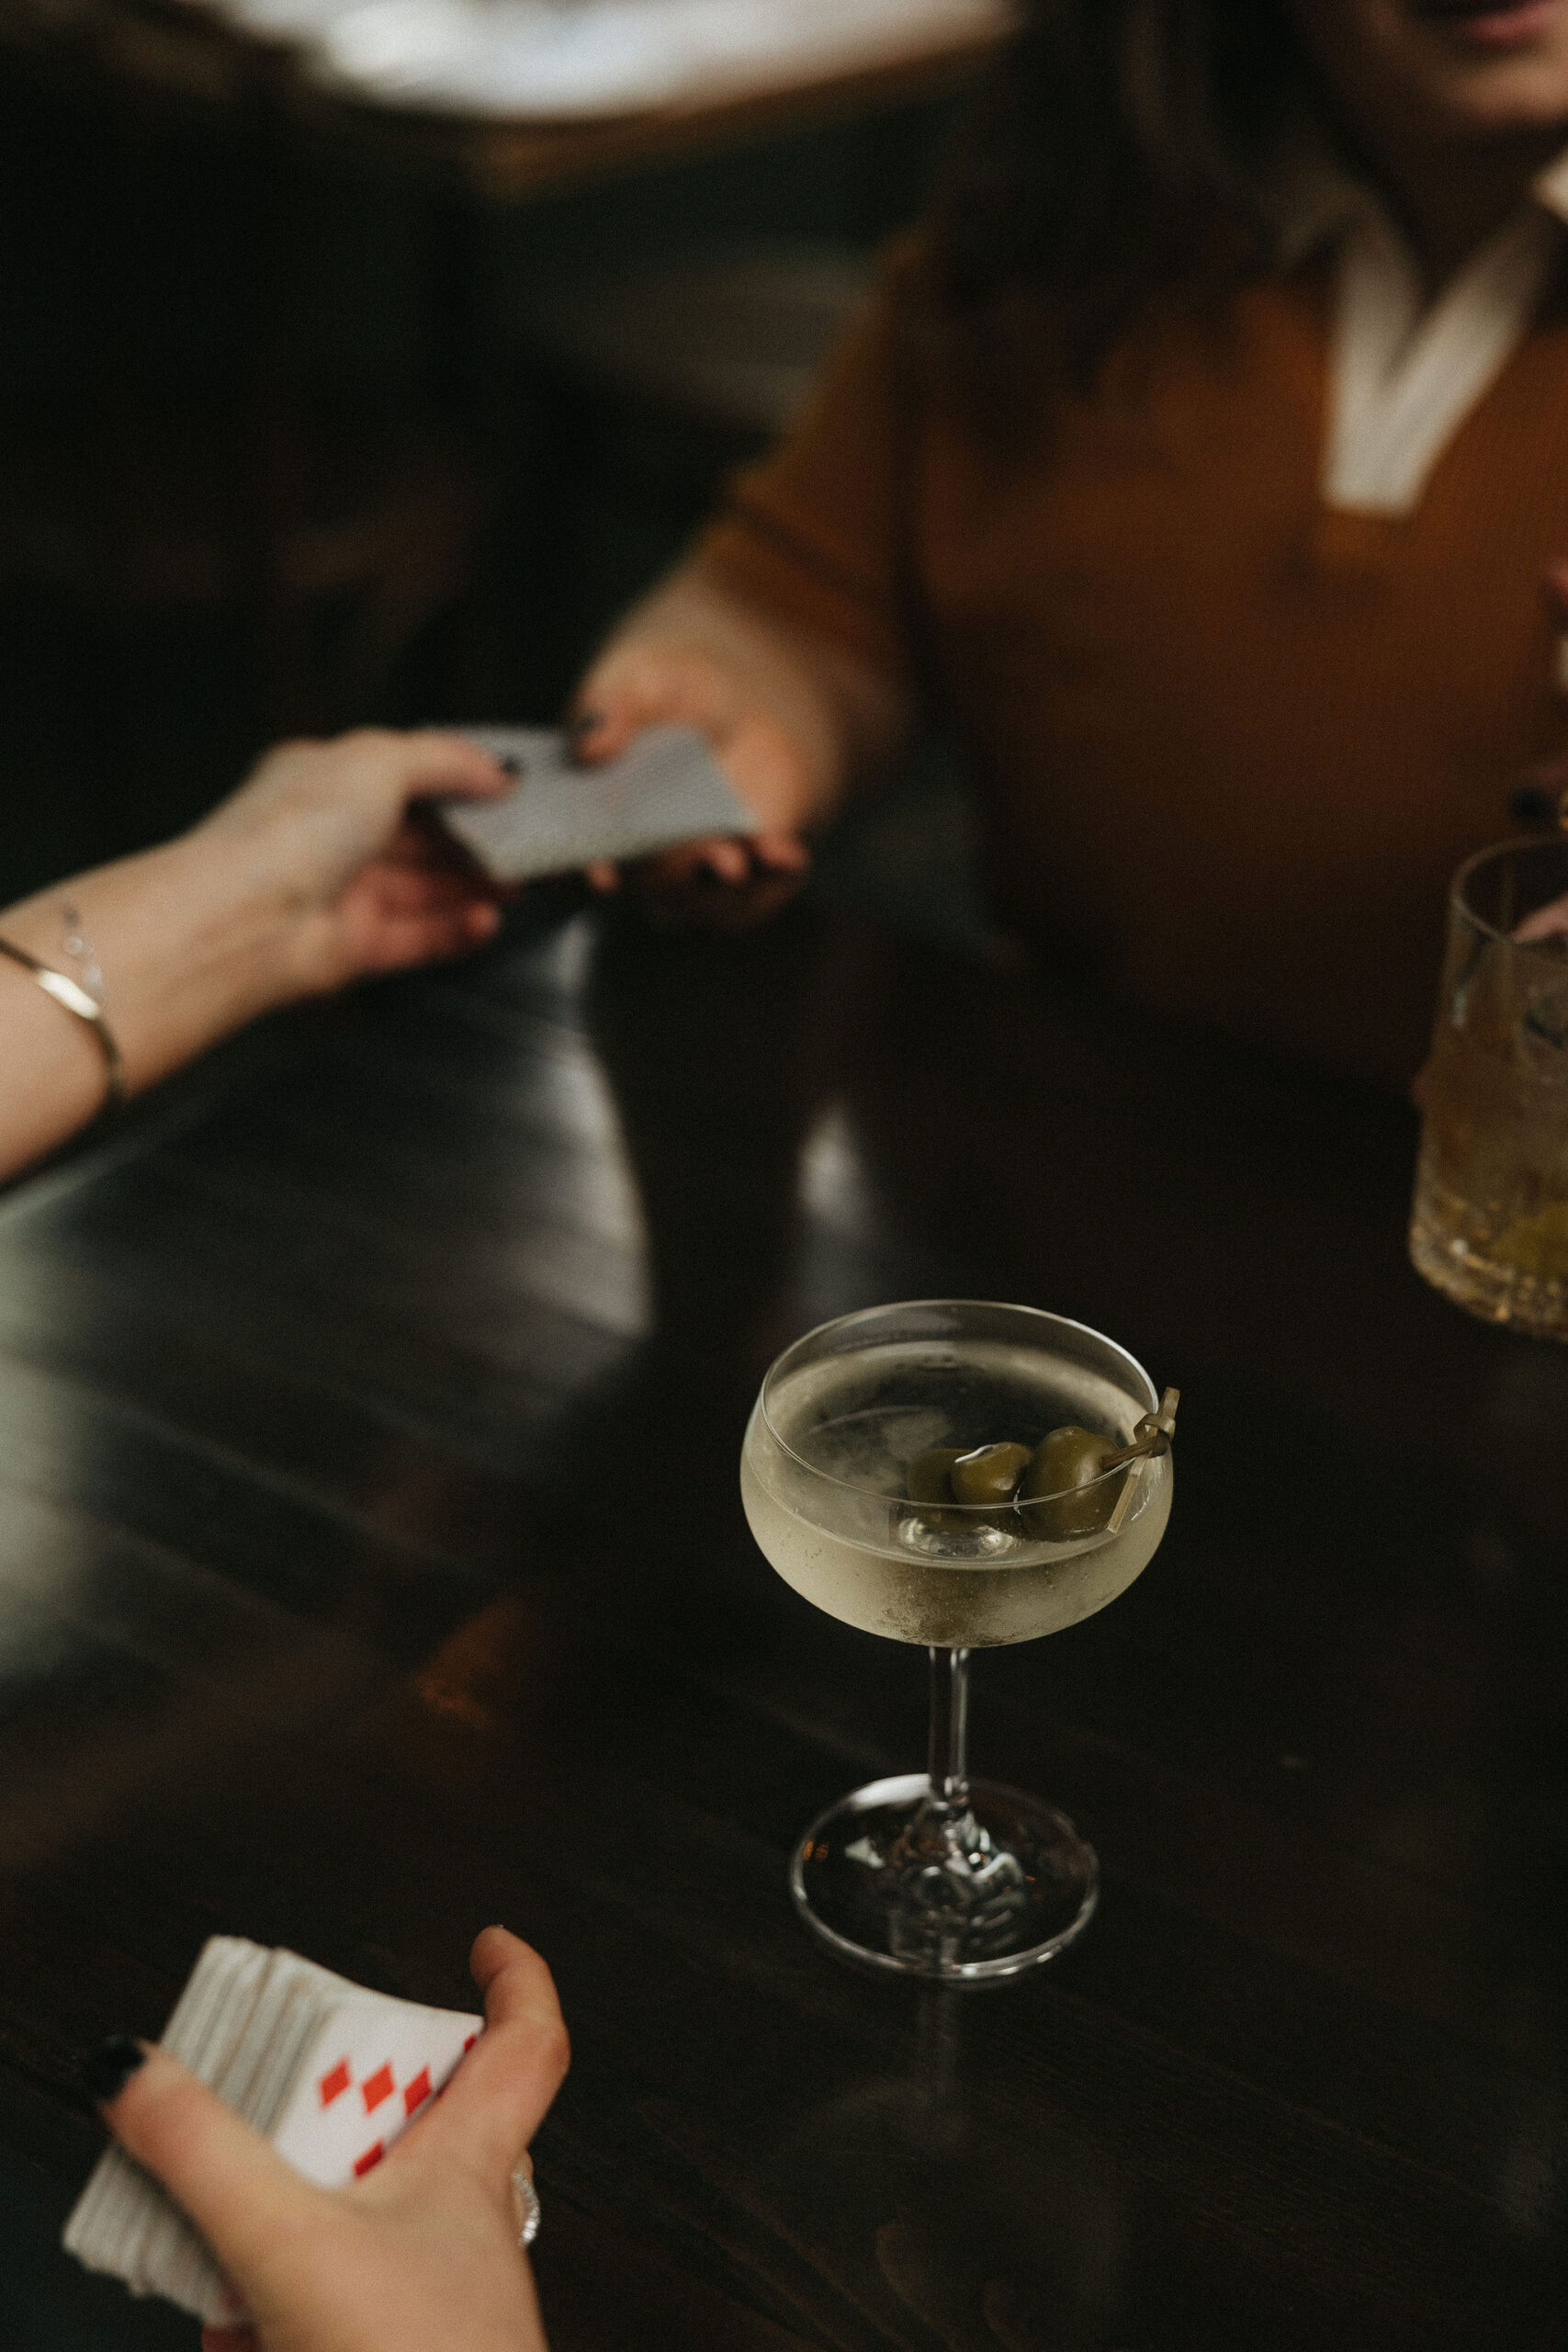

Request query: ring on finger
[{"left": 511, "top": 2164, "right": 540, "bottom": 2248}]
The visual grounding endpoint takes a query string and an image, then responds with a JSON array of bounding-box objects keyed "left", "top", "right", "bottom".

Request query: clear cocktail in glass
[{"left": 740, "top": 1300, "right": 1174, "bottom": 1984}]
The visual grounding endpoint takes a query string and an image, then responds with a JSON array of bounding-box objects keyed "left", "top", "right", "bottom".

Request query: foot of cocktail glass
[{"left": 788, "top": 1646, "right": 1098, "bottom": 1984}]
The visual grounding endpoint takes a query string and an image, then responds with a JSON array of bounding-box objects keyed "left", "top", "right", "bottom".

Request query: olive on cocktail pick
[
  {"left": 950, "top": 1442, "right": 1032, "bottom": 1507},
  {"left": 906, "top": 1445, "right": 967, "bottom": 1533},
  {"left": 1019, "top": 1425, "right": 1126, "bottom": 1542},
  {"left": 907, "top": 1447, "right": 964, "bottom": 1503}
]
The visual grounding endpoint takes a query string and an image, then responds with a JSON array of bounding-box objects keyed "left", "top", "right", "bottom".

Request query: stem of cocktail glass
[{"left": 927, "top": 1646, "right": 972, "bottom": 1812}]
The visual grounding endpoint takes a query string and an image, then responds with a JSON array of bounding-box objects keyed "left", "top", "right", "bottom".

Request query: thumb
[
  {"left": 568, "top": 646, "right": 733, "bottom": 765},
  {"left": 409, "top": 1927, "right": 569, "bottom": 2182},
  {"left": 98, "top": 2043, "right": 314, "bottom": 2280},
  {"left": 380, "top": 729, "right": 513, "bottom": 804},
  {"left": 567, "top": 700, "right": 642, "bottom": 765}
]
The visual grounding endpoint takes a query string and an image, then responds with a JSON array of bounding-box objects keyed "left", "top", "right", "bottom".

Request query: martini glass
[{"left": 740, "top": 1300, "right": 1173, "bottom": 1984}]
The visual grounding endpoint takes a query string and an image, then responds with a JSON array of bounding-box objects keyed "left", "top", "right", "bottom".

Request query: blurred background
[{"left": 0, "top": 0, "right": 1010, "bottom": 941}]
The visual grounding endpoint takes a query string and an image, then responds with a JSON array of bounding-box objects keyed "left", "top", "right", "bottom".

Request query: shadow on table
[{"left": 0, "top": 2140, "right": 188, "bottom": 2352}]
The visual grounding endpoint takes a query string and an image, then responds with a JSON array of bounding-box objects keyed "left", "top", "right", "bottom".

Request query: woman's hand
[
  {"left": 96, "top": 1928, "right": 568, "bottom": 2352},
  {"left": 568, "top": 564, "right": 909, "bottom": 932},
  {"left": 570, "top": 640, "right": 815, "bottom": 932},
  {"left": 192, "top": 728, "right": 513, "bottom": 996},
  {"left": 0, "top": 728, "right": 514, "bottom": 1179}
]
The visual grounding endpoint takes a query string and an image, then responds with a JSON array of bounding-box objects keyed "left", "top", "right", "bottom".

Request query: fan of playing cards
[{"left": 64, "top": 1938, "right": 483, "bottom": 2328}]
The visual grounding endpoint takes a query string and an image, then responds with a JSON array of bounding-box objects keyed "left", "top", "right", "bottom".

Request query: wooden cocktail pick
[
  {"left": 1102, "top": 1387, "right": 1179, "bottom": 1536},
  {"left": 1104, "top": 1386, "right": 1179, "bottom": 1472}
]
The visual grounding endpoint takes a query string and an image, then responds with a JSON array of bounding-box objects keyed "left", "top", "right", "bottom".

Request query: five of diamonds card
[{"left": 63, "top": 1937, "right": 481, "bottom": 2326}]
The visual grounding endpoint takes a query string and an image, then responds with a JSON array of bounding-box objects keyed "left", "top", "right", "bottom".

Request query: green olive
[
  {"left": 1019, "top": 1425, "right": 1125, "bottom": 1541},
  {"left": 950, "top": 1442, "right": 1032, "bottom": 1507},
  {"left": 907, "top": 1447, "right": 963, "bottom": 1504},
  {"left": 906, "top": 1446, "right": 966, "bottom": 1532}
]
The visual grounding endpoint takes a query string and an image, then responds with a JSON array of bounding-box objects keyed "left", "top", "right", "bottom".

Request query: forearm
[
  {"left": 584, "top": 566, "right": 912, "bottom": 828},
  {"left": 0, "top": 834, "right": 299, "bottom": 1180},
  {"left": 2, "top": 729, "right": 508, "bottom": 1184}
]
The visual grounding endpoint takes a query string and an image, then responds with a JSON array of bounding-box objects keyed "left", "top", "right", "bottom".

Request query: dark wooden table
[{"left": 2, "top": 900, "right": 1565, "bottom": 2350}]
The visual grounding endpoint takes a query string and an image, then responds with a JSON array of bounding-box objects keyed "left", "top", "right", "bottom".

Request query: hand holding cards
[
  {"left": 65, "top": 1938, "right": 483, "bottom": 2326},
  {"left": 437, "top": 723, "right": 759, "bottom": 883}
]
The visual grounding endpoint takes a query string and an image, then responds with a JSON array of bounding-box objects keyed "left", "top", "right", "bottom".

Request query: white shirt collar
[{"left": 1268, "top": 125, "right": 1568, "bottom": 516}]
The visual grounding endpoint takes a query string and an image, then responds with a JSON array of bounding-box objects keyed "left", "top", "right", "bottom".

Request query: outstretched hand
[
  {"left": 195, "top": 729, "right": 513, "bottom": 994},
  {"left": 571, "top": 642, "right": 813, "bottom": 931},
  {"left": 96, "top": 1928, "right": 569, "bottom": 2352}
]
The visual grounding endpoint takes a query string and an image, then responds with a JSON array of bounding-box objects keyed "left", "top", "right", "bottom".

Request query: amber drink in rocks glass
[{"left": 1411, "top": 837, "right": 1568, "bottom": 1340}]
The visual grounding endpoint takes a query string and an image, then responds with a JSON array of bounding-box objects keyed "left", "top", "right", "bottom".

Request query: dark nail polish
[
  {"left": 82, "top": 2036, "right": 147, "bottom": 2103},
  {"left": 1510, "top": 785, "right": 1556, "bottom": 827}
]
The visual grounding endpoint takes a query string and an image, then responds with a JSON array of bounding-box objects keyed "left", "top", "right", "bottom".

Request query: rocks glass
[{"left": 1410, "top": 836, "right": 1568, "bottom": 1339}]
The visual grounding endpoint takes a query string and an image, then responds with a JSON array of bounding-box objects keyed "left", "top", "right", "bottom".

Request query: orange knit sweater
[{"left": 694, "top": 253, "right": 1568, "bottom": 1088}]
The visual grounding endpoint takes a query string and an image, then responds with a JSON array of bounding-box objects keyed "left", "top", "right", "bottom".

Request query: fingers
[
  {"left": 326, "top": 851, "right": 504, "bottom": 978},
  {"left": 567, "top": 649, "right": 726, "bottom": 761},
  {"left": 616, "top": 828, "right": 812, "bottom": 916},
  {"left": 701, "top": 838, "right": 752, "bottom": 885},
  {"left": 350, "top": 901, "right": 502, "bottom": 976},
  {"left": 355, "top": 729, "right": 513, "bottom": 806},
  {"left": 360, "top": 861, "right": 498, "bottom": 918},
  {"left": 469, "top": 1926, "right": 562, "bottom": 2021},
  {"left": 568, "top": 692, "right": 718, "bottom": 892},
  {"left": 412, "top": 1929, "right": 568, "bottom": 2183},
  {"left": 569, "top": 699, "right": 668, "bottom": 769},
  {"left": 100, "top": 2048, "right": 311, "bottom": 2280},
  {"left": 583, "top": 831, "right": 807, "bottom": 902},
  {"left": 1513, "top": 888, "right": 1568, "bottom": 944},
  {"left": 568, "top": 709, "right": 629, "bottom": 765},
  {"left": 205, "top": 732, "right": 516, "bottom": 926},
  {"left": 566, "top": 709, "right": 615, "bottom": 762},
  {"left": 682, "top": 833, "right": 806, "bottom": 885},
  {"left": 636, "top": 831, "right": 809, "bottom": 891},
  {"left": 244, "top": 729, "right": 512, "bottom": 817},
  {"left": 749, "top": 830, "right": 812, "bottom": 875}
]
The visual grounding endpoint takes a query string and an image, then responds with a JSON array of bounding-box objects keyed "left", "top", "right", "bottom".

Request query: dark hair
[{"left": 927, "top": 0, "right": 1309, "bottom": 403}]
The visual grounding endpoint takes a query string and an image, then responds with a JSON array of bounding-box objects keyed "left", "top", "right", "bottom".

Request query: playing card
[
  {"left": 132, "top": 1940, "right": 276, "bottom": 2296},
  {"left": 438, "top": 721, "right": 759, "bottom": 882},
  {"left": 65, "top": 1938, "right": 255, "bottom": 2296},
  {"left": 270, "top": 1993, "right": 480, "bottom": 2188},
  {"left": 63, "top": 1939, "right": 483, "bottom": 2327}
]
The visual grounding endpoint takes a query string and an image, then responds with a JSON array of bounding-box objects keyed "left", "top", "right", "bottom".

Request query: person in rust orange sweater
[{"left": 573, "top": 0, "right": 1568, "bottom": 1089}]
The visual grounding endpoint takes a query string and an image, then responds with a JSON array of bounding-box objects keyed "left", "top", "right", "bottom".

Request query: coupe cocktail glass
[{"left": 740, "top": 1300, "right": 1174, "bottom": 1984}]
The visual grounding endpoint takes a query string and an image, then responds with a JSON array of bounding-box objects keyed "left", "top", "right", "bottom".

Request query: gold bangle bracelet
[{"left": 0, "top": 933, "right": 127, "bottom": 1111}]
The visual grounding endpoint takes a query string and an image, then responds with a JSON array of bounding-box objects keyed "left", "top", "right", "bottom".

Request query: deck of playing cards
[
  {"left": 63, "top": 1938, "right": 481, "bottom": 2326},
  {"left": 440, "top": 721, "right": 759, "bottom": 883}
]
